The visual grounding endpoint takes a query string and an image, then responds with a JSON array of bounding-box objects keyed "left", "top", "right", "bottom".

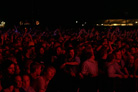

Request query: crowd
[{"left": 0, "top": 25, "right": 138, "bottom": 92}]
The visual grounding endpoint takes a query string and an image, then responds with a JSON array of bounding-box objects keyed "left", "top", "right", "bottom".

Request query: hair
[
  {"left": 1, "top": 79, "right": 14, "bottom": 89},
  {"left": 24, "top": 58, "right": 33, "bottom": 67},
  {"left": 66, "top": 47, "right": 74, "bottom": 53},
  {"left": 14, "top": 75, "right": 22, "bottom": 86},
  {"left": 55, "top": 46, "right": 62, "bottom": 54},
  {"left": 22, "top": 73, "right": 31, "bottom": 80},
  {"left": 98, "top": 46, "right": 108, "bottom": 57},
  {"left": 112, "top": 49, "right": 121, "bottom": 55},
  {"left": 44, "top": 65, "right": 56, "bottom": 75},
  {"left": 106, "top": 53, "right": 115, "bottom": 62},
  {"left": 55, "top": 46, "right": 62, "bottom": 50},
  {"left": 127, "top": 55, "right": 134, "bottom": 61},
  {"left": 2, "top": 59, "right": 15, "bottom": 72},
  {"left": 84, "top": 44, "right": 93, "bottom": 59},
  {"left": 66, "top": 47, "right": 75, "bottom": 57},
  {"left": 1, "top": 60, "right": 15, "bottom": 89},
  {"left": 30, "top": 62, "right": 42, "bottom": 73}
]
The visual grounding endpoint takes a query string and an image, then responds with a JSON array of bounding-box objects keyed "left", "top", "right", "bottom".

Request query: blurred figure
[
  {"left": 36, "top": 47, "right": 46, "bottom": 64},
  {"left": 1, "top": 60, "right": 15, "bottom": 91},
  {"left": 30, "top": 62, "right": 43, "bottom": 92},
  {"left": 22, "top": 74, "right": 35, "bottom": 92},
  {"left": 125, "top": 55, "right": 135, "bottom": 92},
  {"left": 2, "top": 85, "right": 14, "bottom": 92},
  {"left": 107, "top": 53, "right": 125, "bottom": 78},
  {"left": 13, "top": 75, "right": 23, "bottom": 92},
  {"left": 79, "top": 44, "right": 98, "bottom": 92},
  {"left": 61, "top": 47, "right": 81, "bottom": 77},
  {"left": 51, "top": 46, "right": 66, "bottom": 70},
  {"left": 15, "top": 64, "right": 21, "bottom": 75},
  {"left": 60, "top": 47, "right": 81, "bottom": 92},
  {"left": 126, "top": 55, "right": 135, "bottom": 77},
  {"left": 23, "top": 59, "right": 33, "bottom": 74},
  {"left": 39, "top": 66, "right": 56, "bottom": 92},
  {"left": 107, "top": 50, "right": 129, "bottom": 92}
]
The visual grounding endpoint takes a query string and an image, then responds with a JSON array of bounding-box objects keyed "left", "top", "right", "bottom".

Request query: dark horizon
[{"left": 1, "top": 1, "right": 138, "bottom": 26}]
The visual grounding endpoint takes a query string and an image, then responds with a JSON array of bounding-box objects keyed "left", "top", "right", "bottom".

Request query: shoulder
[
  {"left": 114, "top": 62, "right": 119, "bottom": 66},
  {"left": 28, "top": 86, "right": 36, "bottom": 92},
  {"left": 75, "top": 56, "right": 81, "bottom": 62},
  {"left": 82, "top": 60, "right": 89, "bottom": 66},
  {"left": 108, "top": 64, "right": 114, "bottom": 69},
  {"left": 121, "top": 60, "right": 125, "bottom": 66},
  {"left": 75, "top": 56, "right": 80, "bottom": 59},
  {"left": 2, "top": 89, "right": 10, "bottom": 92},
  {"left": 37, "top": 76, "right": 45, "bottom": 83},
  {"left": 38, "top": 76, "right": 43, "bottom": 79}
]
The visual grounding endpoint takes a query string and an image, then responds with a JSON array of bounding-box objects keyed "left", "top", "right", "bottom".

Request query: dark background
[{"left": 1, "top": 0, "right": 138, "bottom": 26}]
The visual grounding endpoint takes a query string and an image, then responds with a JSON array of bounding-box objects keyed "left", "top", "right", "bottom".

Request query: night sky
[{"left": 1, "top": 0, "right": 138, "bottom": 25}]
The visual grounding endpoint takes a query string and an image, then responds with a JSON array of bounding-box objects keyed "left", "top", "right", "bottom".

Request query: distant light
[
  {"left": 76, "top": 21, "right": 78, "bottom": 23},
  {"left": 82, "top": 24, "right": 84, "bottom": 26},
  {"left": 121, "top": 24, "right": 126, "bottom": 26},
  {"left": 36, "top": 20, "right": 40, "bottom": 25},
  {"left": 127, "top": 23, "right": 133, "bottom": 26},
  {"left": 113, "top": 24, "right": 118, "bottom": 26},
  {"left": 19, "top": 21, "right": 23, "bottom": 25},
  {"left": 1, "top": 21, "right": 5, "bottom": 25},
  {"left": 101, "top": 24, "right": 103, "bottom": 25},
  {"left": 135, "top": 21, "right": 138, "bottom": 23},
  {"left": 0, "top": 21, "right": 5, "bottom": 28},
  {"left": 103, "top": 24, "right": 110, "bottom": 26},
  {"left": 24, "top": 22, "right": 30, "bottom": 25},
  {"left": 84, "top": 22, "right": 87, "bottom": 24}
]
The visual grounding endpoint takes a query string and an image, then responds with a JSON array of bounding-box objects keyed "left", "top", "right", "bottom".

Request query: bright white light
[
  {"left": 0, "top": 21, "right": 5, "bottom": 28},
  {"left": 82, "top": 24, "right": 84, "bottom": 26},
  {"left": 1, "top": 21, "right": 5, "bottom": 25},
  {"left": 113, "top": 24, "right": 118, "bottom": 26},
  {"left": 135, "top": 21, "right": 138, "bottom": 23},
  {"left": 121, "top": 24, "right": 126, "bottom": 26},
  {"left": 76, "top": 21, "right": 78, "bottom": 23},
  {"left": 101, "top": 24, "right": 103, "bottom": 25}
]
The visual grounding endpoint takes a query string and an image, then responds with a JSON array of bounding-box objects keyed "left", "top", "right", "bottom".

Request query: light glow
[
  {"left": 36, "top": 21, "right": 40, "bottom": 25},
  {"left": 0, "top": 21, "right": 5, "bottom": 28}
]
